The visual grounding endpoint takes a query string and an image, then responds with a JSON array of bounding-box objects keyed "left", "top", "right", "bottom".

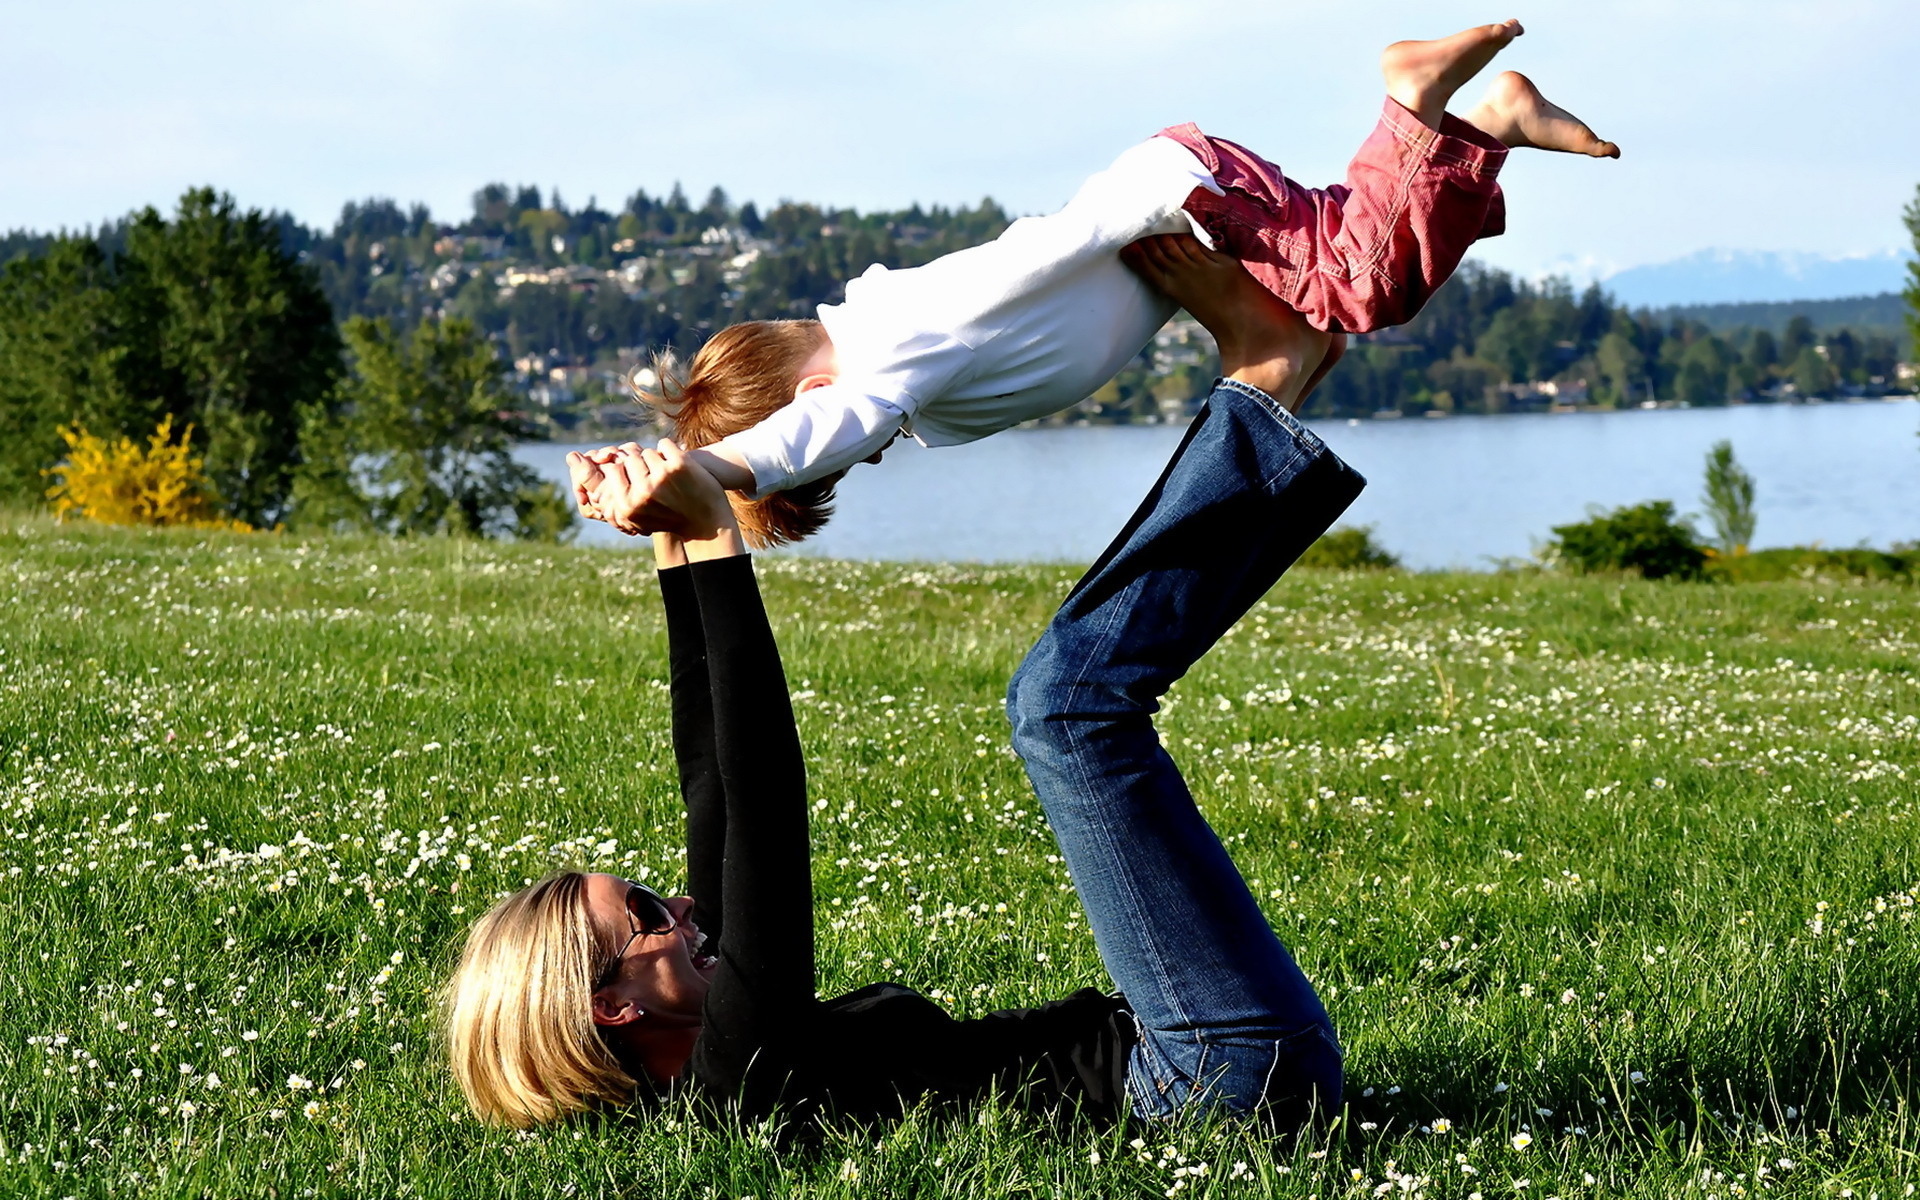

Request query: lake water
[{"left": 516, "top": 398, "right": 1920, "bottom": 569}]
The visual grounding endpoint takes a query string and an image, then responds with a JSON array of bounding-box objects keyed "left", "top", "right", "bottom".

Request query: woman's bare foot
[
  {"left": 1119, "top": 234, "right": 1342, "bottom": 414},
  {"left": 1462, "top": 70, "right": 1620, "bottom": 158},
  {"left": 1381, "top": 20, "right": 1522, "bottom": 130}
]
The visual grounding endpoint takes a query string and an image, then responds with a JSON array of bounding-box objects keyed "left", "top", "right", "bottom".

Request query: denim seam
[
  {"left": 1210, "top": 381, "right": 1328, "bottom": 485},
  {"left": 1054, "top": 574, "right": 1200, "bottom": 1058}
]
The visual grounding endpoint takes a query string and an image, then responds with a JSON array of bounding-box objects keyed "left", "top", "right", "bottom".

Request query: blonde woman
[{"left": 448, "top": 243, "right": 1359, "bottom": 1128}]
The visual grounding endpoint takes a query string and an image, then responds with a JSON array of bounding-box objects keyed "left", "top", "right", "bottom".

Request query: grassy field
[{"left": 2, "top": 517, "right": 1917, "bottom": 1198}]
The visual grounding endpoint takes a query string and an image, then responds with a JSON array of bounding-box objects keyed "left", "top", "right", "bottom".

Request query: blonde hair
[
  {"left": 443, "top": 872, "right": 637, "bottom": 1126},
  {"left": 635, "top": 320, "right": 839, "bottom": 548}
]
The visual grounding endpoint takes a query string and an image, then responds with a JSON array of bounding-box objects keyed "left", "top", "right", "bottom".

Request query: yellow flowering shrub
[{"left": 45, "top": 416, "right": 252, "bottom": 531}]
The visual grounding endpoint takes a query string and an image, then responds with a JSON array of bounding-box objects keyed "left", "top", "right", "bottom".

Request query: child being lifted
[{"left": 573, "top": 19, "right": 1617, "bottom": 545}]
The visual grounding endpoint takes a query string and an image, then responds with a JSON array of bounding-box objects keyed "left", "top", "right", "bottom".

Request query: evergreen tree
[
  {"left": 117, "top": 188, "right": 343, "bottom": 526},
  {"left": 0, "top": 240, "right": 145, "bottom": 504},
  {"left": 0, "top": 190, "right": 340, "bottom": 524},
  {"left": 1824, "top": 328, "right": 1861, "bottom": 382},
  {"left": 1781, "top": 314, "right": 1816, "bottom": 362}
]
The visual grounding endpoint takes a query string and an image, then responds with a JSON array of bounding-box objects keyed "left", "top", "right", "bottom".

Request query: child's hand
[
  {"left": 598, "top": 439, "right": 737, "bottom": 540},
  {"left": 566, "top": 450, "right": 610, "bottom": 522}
]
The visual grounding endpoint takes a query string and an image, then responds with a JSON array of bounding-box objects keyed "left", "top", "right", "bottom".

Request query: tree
[
  {"left": 1824, "top": 328, "right": 1861, "bottom": 382},
  {"left": 1781, "top": 314, "right": 1816, "bottom": 362},
  {"left": 294, "top": 315, "right": 572, "bottom": 540},
  {"left": 1906, "top": 182, "right": 1920, "bottom": 366},
  {"left": 1595, "top": 331, "right": 1647, "bottom": 405},
  {"left": 1789, "top": 345, "right": 1834, "bottom": 398},
  {"left": 0, "top": 240, "right": 145, "bottom": 505},
  {"left": 1701, "top": 439, "right": 1757, "bottom": 554},
  {"left": 1677, "top": 337, "right": 1731, "bottom": 406},
  {"left": 118, "top": 188, "right": 343, "bottom": 526},
  {"left": 0, "top": 190, "right": 338, "bottom": 523}
]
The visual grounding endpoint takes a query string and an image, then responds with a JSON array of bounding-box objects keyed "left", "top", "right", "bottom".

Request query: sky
[{"left": 6, "top": 0, "right": 1918, "bottom": 282}]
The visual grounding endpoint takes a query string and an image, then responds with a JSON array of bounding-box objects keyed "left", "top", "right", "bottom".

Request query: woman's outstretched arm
[
  {"left": 602, "top": 443, "right": 818, "bottom": 1092},
  {"left": 685, "top": 553, "right": 817, "bottom": 1084},
  {"left": 656, "top": 534, "right": 727, "bottom": 944}
]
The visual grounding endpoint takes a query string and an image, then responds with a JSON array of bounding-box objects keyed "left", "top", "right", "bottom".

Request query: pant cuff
[{"left": 1378, "top": 97, "right": 1508, "bottom": 179}]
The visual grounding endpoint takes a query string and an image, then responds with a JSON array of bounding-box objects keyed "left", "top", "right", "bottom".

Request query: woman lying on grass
[{"left": 444, "top": 239, "right": 1368, "bottom": 1129}]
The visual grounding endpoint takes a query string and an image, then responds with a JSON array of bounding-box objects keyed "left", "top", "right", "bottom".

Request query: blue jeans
[{"left": 1007, "top": 379, "right": 1365, "bottom": 1120}]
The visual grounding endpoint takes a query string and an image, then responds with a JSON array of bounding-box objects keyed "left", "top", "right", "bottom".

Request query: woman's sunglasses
[{"left": 595, "top": 881, "right": 679, "bottom": 990}]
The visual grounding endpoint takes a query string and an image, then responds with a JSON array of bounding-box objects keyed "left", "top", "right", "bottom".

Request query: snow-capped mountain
[{"left": 1599, "top": 248, "right": 1912, "bottom": 307}]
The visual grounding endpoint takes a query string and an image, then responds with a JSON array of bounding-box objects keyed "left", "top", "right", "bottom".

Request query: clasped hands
[{"left": 566, "top": 440, "right": 736, "bottom": 540}]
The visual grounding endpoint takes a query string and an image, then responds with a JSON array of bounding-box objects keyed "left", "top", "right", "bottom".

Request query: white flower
[
  {"left": 1511, "top": 1132, "right": 1534, "bottom": 1150},
  {"left": 1430, "top": 1118, "right": 1453, "bottom": 1134},
  {"left": 241, "top": 1030, "right": 259, "bottom": 1042},
  {"left": 288, "top": 1074, "right": 313, "bottom": 1091},
  {"left": 177, "top": 1100, "right": 197, "bottom": 1118},
  {"left": 1628, "top": 1070, "right": 1646, "bottom": 1083},
  {"left": 1493, "top": 1081, "right": 1509, "bottom": 1093},
  {"left": 302, "top": 1100, "right": 321, "bottom": 1119}
]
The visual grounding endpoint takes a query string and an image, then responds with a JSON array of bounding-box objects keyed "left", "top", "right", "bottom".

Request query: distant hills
[
  {"left": 1601, "top": 248, "right": 1912, "bottom": 307},
  {"left": 1652, "top": 292, "right": 1909, "bottom": 338}
]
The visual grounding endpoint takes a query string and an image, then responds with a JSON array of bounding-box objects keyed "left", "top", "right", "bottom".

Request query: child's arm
[
  {"left": 705, "top": 382, "right": 913, "bottom": 500},
  {"left": 684, "top": 444, "right": 757, "bottom": 494}
]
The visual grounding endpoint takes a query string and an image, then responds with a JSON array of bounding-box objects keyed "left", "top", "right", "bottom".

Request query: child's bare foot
[
  {"left": 1120, "top": 234, "right": 1341, "bottom": 413},
  {"left": 1462, "top": 70, "right": 1620, "bottom": 157},
  {"left": 1381, "top": 19, "right": 1522, "bottom": 130}
]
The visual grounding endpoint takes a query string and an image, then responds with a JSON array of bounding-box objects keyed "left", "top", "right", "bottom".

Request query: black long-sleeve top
[{"left": 657, "top": 557, "right": 1135, "bottom": 1122}]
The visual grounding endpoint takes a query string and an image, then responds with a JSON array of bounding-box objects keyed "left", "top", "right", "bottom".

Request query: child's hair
[{"left": 634, "top": 320, "right": 837, "bottom": 548}]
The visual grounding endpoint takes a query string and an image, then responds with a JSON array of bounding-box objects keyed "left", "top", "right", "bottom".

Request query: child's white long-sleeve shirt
[{"left": 716, "top": 138, "right": 1221, "bottom": 499}]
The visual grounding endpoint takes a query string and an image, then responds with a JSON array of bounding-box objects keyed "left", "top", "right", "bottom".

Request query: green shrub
[
  {"left": 1706, "top": 546, "right": 1919, "bottom": 583},
  {"left": 1297, "top": 524, "right": 1400, "bottom": 570},
  {"left": 1548, "top": 500, "right": 1707, "bottom": 580}
]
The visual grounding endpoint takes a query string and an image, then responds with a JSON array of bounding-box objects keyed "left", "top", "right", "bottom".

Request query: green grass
[{"left": 2, "top": 516, "right": 1917, "bottom": 1198}]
